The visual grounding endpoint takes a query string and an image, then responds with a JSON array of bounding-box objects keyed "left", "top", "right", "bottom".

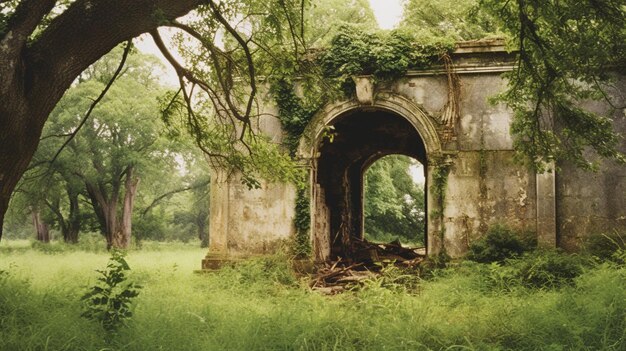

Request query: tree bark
[
  {"left": 112, "top": 166, "right": 139, "bottom": 249},
  {"left": 86, "top": 166, "right": 139, "bottom": 249},
  {"left": 86, "top": 180, "right": 119, "bottom": 249},
  {"left": 32, "top": 209, "right": 50, "bottom": 243},
  {"left": 0, "top": 0, "right": 203, "bottom": 241},
  {"left": 65, "top": 187, "right": 81, "bottom": 243},
  {"left": 44, "top": 186, "right": 80, "bottom": 244}
]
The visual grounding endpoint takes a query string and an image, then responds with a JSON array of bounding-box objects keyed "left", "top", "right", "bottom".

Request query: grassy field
[{"left": 0, "top": 239, "right": 625, "bottom": 351}]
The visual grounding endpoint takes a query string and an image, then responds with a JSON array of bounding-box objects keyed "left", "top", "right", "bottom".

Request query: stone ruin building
[{"left": 202, "top": 39, "right": 626, "bottom": 268}]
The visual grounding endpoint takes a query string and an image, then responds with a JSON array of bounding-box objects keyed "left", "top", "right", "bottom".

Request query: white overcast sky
[{"left": 369, "top": 0, "right": 404, "bottom": 29}]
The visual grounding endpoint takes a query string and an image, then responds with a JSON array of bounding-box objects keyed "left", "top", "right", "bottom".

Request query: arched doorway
[{"left": 308, "top": 104, "right": 437, "bottom": 261}]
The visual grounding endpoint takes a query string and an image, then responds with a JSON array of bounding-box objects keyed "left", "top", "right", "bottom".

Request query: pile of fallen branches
[{"left": 309, "top": 238, "right": 425, "bottom": 294}]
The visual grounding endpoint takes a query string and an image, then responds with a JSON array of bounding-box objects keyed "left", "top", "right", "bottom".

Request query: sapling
[{"left": 81, "top": 250, "right": 141, "bottom": 331}]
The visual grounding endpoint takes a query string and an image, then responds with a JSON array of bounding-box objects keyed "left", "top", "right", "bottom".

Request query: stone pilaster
[{"left": 536, "top": 166, "right": 557, "bottom": 248}]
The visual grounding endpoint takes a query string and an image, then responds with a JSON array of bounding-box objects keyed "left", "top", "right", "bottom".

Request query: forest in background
[{"left": 4, "top": 48, "right": 211, "bottom": 247}]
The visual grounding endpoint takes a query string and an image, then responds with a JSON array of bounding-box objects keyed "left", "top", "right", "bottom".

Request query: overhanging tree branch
[
  {"left": 0, "top": 0, "right": 55, "bottom": 45},
  {"left": 48, "top": 40, "right": 132, "bottom": 166},
  {"left": 141, "top": 179, "right": 209, "bottom": 217},
  {"left": 207, "top": 0, "right": 257, "bottom": 121}
]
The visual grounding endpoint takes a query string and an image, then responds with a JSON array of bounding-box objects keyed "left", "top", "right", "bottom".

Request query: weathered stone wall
[
  {"left": 556, "top": 77, "right": 626, "bottom": 251},
  {"left": 203, "top": 91, "right": 297, "bottom": 267},
  {"left": 442, "top": 151, "right": 536, "bottom": 256},
  {"left": 388, "top": 64, "right": 538, "bottom": 257},
  {"left": 209, "top": 171, "right": 296, "bottom": 254}
]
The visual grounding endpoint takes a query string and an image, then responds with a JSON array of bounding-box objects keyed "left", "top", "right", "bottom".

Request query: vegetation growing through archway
[{"left": 363, "top": 155, "right": 425, "bottom": 247}]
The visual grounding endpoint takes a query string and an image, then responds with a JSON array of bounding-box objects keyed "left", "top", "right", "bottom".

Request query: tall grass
[{"left": 1, "top": 241, "right": 624, "bottom": 350}]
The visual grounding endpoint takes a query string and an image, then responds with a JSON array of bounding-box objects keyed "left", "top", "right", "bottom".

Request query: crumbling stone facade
[{"left": 202, "top": 40, "right": 626, "bottom": 268}]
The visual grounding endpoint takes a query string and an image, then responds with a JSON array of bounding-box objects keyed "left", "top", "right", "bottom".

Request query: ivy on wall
[
  {"left": 273, "top": 25, "right": 455, "bottom": 153},
  {"left": 293, "top": 185, "right": 311, "bottom": 257},
  {"left": 271, "top": 79, "right": 319, "bottom": 156},
  {"left": 429, "top": 156, "right": 452, "bottom": 252},
  {"left": 320, "top": 25, "right": 454, "bottom": 94}
]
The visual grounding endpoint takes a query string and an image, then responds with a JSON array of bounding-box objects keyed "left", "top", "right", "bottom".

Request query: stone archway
[{"left": 299, "top": 94, "right": 443, "bottom": 262}]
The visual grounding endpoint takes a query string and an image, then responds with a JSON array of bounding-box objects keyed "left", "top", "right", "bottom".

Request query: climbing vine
[
  {"left": 271, "top": 80, "right": 319, "bottom": 257},
  {"left": 430, "top": 159, "right": 451, "bottom": 216},
  {"left": 429, "top": 156, "right": 452, "bottom": 251},
  {"left": 271, "top": 78, "right": 320, "bottom": 156},
  {"left": 293, "top": 185, "right": 311, "bottom": 257}
]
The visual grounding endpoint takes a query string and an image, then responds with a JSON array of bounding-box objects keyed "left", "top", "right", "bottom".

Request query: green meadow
[{"left": 1, "top": 239, "right": 625, "bottom": 351}]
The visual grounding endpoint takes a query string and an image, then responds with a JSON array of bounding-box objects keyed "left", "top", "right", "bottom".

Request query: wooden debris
[{"left": 309, "top": 238, "right": 426, "bottom": 294}]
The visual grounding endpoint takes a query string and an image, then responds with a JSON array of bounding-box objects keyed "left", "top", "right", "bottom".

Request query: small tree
[{"left": 81, "top": 251, "right": 141, "bottom": 332}]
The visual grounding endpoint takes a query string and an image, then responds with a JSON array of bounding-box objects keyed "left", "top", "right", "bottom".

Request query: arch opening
[
  {"left": 314, "top": 108, "right": 429, "bottom": 260},
  {"left": 363, "top": 154, "right": 426, "bottom": 250}
]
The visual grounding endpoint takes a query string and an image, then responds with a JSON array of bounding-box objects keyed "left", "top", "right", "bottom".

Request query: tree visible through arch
[
  {"left": 312, "top": 106, "right": 431, "bottom": 260},
  {"left": 363, "top": 155, "right": 425, "bottom": 247}
]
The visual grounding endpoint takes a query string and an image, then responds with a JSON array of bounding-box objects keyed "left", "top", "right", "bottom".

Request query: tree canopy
[
  {"left": 7, "top": 49, "right": 209, "bottom": 247},
  {"left": 402, "top": 0, "right": 499, "bottom": 41},
  {"left": 0, "top": 0, "right": 307, "bottom": 240},
  {"left": 364, "top": 155, "right": 425, "bottom": 246},
  {"left": 479, "top": 0, "right": 626, "bottom": 170}
]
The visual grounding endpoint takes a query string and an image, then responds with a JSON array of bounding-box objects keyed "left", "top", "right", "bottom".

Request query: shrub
[
  {"left": 584, "top": 231, "right": 625, "bottom": 264},
  {"left": 514, "top": 250, "right": 586, "bottom": 289},
  {"left": 468, "top": 224, "right": 536, "bottom": 263},
  {"left": 478, "top": 250, "right": 589, "bottom": 292},
  {"left": 81, "top": 250, "right": 141, "bottom": 331}
]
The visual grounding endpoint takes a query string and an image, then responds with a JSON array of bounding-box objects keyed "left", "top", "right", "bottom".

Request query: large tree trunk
[
  {"left": 85, "top": 182, "right": 108, "bottom": 240},
  {"left": 0, "top": 102, "right": 44, "bottom": 243},
  {"left": 197, "top": 214, "right": 209, "bottom": 248},
  {"left": 32, "top": 209, "right": 50, "bottom": 243},
  {"left": 65, "top": 187, "right": 81, "bottom": 243},
  {"left": 86, "top": 166, "right": 139, "bottom": 250},
  {"left": 0, "top": 0, "right": 202, "bottom": 241},
  {"left": 112, "top": 167, "right": 139, "bottom": 249},
  {"left": 46, "top": 198, "right": 68, "bottom": 241},
  {"left": 45, "top": 186, "right": 81, "bottom": 244},
  {"left": 105, "top": 199, "right": 119, "bottom": 249},
  {"left": 86, "top": 180, "right": 119, "bottom": 249}
]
